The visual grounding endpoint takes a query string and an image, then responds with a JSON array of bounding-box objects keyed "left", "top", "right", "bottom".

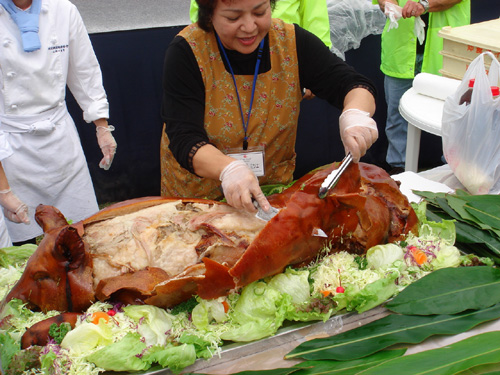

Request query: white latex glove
[
  {"left": 414, "top": 16, "right": 426, "bottom": 45},
  {"left": 96, "top": 125, "right": 117, "bottom": 170},
  {"left": 339, "top": 109, "right": 379, "bottom": 163},
  {"left": 219, "top": 160, "right": 270, "bottom": 213},
  {"left": 0, "top": 189, "right": 30, "bottom": 224},
  {"left": 384, "top": 2, "right": 402, "bottom": 31}
]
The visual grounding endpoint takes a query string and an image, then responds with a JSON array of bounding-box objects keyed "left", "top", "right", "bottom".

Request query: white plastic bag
[{"left": 442, "top": 51, "right": 500, "bottom": 195}]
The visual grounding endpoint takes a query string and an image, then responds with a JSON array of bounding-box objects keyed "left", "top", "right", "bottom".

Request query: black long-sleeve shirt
[{"left": 161, "top": 24, "right": 377, "bottom": 172}]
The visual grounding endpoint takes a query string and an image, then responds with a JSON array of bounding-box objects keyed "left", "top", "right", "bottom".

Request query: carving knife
[
  {"left": 318, "top": 153, "right": 353, "bottom": 199},
  {"left": 253, "top": 199, "right": 280, "bottom": 221}
]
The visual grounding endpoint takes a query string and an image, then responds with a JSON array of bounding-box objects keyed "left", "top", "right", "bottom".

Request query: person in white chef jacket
[{"left": 0, "top": 0, "right": 117, "bottom": 244}]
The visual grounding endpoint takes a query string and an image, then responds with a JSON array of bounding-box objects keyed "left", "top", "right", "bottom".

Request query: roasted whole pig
[{"left": 1, "top": 162, "right": 418, "bottom": 313}]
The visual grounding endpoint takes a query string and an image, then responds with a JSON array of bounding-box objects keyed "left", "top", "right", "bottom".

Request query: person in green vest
[
  {"left": 189, "top": 0, "right": 332, "bottom": 48},
  {"left": 374, "top": 0, "right": 470, "bottom": 174}
]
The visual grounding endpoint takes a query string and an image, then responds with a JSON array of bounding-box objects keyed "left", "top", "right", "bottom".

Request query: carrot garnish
[{"left": 90, "top": 311, "right": 110, "bottom": 325}]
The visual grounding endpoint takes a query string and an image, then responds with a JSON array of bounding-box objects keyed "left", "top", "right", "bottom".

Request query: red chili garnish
[{"left": 107, "top": 310, "right": 116, "bottom": 317}]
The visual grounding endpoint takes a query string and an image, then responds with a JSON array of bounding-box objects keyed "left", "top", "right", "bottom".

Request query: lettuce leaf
[
  {"left": 220, "top": 281, "right": 290, "bottom": 342},
  {"left": 191, "top": 299, "right": 227, "bottom": 330},
  {"left": 0, "top": 244, "right": 37, "bottom": 268},
  {"left": 0, "top": 331, "right": 19, "bottom": 371},
  {"left": 123, "top": 304, "right": 174, "bottom": 346},
  {"left": 366, "top": 244, "right": 405, "bottom": 270},
  {"left": 413, "top": 201, "right": 456, "bottom": 244},
  {"left": 61, "top": 321, "right": 113, "bottom": 355},
  {"left": 85, "top": 332, "right": 149, "bottom": 372},
  {"left": 143, "top": 343, "right": 197, "bottom": 374}
]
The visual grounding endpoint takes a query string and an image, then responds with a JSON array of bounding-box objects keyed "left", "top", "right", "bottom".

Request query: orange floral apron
[{"left": 161, "top": 19, "right": 302, "bottom": 199}]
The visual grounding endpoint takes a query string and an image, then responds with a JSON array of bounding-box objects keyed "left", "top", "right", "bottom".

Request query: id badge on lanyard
[{"left": 226, "top": 146, "right": 265, "bottom": 177}]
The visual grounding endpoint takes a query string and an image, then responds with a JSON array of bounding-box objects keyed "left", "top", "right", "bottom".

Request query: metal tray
[{"left": 109, "top": 306, "right": 390, "bottom": 375}]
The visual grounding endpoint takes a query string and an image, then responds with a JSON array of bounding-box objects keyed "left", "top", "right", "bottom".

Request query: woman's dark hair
[{"left": 195, "top": 0, "right": 277, "bottom": 32}]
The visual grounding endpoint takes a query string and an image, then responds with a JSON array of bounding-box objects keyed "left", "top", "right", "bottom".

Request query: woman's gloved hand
[
  {"left": 219, "top": 160, "right": 270, "bottom": 213},
  {"left": 0, "top": 189, "right": 30, "bottom": 224},
  {"left": 339, "top": 109, "right": 379, "bottom": 162},
  {"left": 96, "top": 125, "right": 117, "bottom": 170}
]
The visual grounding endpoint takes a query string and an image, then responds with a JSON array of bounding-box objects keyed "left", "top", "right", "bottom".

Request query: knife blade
[
  {"left": 318, "top": 153, "right": 353, "bottom": 199},
  {"left": 253, "top": 199, "right": 280, "bottom": 221}
]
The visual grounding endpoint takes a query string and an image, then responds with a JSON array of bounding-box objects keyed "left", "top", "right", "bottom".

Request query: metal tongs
[{"left": 318, "top": 153, "right": 353, "bottom": 199}]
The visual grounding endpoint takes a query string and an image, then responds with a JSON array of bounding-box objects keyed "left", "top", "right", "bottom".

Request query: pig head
[{"left": 1, "top": 205, "right": 94, "bottom": 313}]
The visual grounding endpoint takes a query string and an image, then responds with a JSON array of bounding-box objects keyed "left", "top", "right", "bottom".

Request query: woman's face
[{"left": 212, "top": 0, "right": 272, "bottom": 54}]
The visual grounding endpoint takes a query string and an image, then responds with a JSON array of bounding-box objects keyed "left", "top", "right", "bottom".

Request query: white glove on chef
[
  {"left": 96, "top": 125, "right": 117, "bottom": 170},
  {"left": 219, "top": 160, "right": 270, "bottom": 213},
  {"left": 339, "top": 109, "right": 379, "bottom": 163},
  {"left": 0, "top": 189, "right": 30, "bottom": 224}
]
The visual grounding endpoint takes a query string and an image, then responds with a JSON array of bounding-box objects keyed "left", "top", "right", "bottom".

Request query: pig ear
[
  {"left": 35, "top": 205, "right": 69, "bottom": 233},
  {"left": 52, "top": 226, "right": 87, "bottom": 269}
]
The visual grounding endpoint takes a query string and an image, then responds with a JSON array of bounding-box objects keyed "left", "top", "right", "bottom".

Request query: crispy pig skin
[{"left": 1, "top": 163, "right": 418, "bottom": 314}]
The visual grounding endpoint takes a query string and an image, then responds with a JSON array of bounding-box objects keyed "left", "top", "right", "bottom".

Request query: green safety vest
[
  {"left": 374, "top": 0, "right": 470, "bottom": 78},
  {"left": 189, "top": 0, "right": 332, "bottom": 48}
]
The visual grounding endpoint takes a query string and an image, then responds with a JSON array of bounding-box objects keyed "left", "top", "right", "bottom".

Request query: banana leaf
[
  {"left": 415, "top": 190, "right": 500, "bottom": 238},
  {"left": 446, "top": 195, "right": 494, "bottom": 231},
  {"left": 465, "top": 203, "right": 500, "bottom": 233},
  {"left": 424, "top": 205, "right": 500, "bottom": 262},
  {"left": 184, "top": 369, "right": 300, "bottom": 375},
  {"left": 386, "top": 267, "right": 500, "bottom": 315},
  {"left": 285, "top": 303, "right": 500, "bottom": 361},
  {"left": 357, "top": 331, "right": 500, "bottom": 375},
  {"left": 292, "top": 350, "right": 406, "bottom": 375}
]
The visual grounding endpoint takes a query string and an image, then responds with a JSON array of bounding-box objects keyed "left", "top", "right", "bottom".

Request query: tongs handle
[{"left": 318, "top": 153, "right": 353, "bottom": 199}]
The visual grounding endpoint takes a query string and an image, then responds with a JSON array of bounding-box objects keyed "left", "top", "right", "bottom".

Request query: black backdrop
[{"left": 67, "top": 2, "right": 496, "bottom": 204}]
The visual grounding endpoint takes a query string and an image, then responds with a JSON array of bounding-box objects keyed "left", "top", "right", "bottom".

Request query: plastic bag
[
  {"left": 327, "top": 0, "right": 386, "bottom": 60},
  {"left": 442, "top": 51, "right": 500, "bottom": 195}
]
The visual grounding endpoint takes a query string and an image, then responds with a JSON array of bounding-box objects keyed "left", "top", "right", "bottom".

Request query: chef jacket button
[
  {"left": 3, "top": 39, "right": 10, "bottom": 47},
  {"left": 7, "top": 72, "right": 16, "bottom": 78},
  {"left": 11, "top": 104, "right": 17, "bottom": 110},
  {"left": 41, "top": 7, "right": 48, "bottom": 13},
  {"left": 51, "top": 37, "right": 57, "bottom": 44},
  {"left": 58, "top": 101, "right": 64, "bottom": 107}
]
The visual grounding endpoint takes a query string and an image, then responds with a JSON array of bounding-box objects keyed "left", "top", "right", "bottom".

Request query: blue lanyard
[{"left": 216, "top": 35, "right": 264, "bottom": 150}]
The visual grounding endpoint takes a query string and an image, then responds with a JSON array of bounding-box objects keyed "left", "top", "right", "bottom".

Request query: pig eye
[{"left": 33, "top": 271, "right": 50, "bottom": 281}]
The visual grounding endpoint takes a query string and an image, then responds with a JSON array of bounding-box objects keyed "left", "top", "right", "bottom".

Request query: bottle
[{"left": 458, "top": 78, "right": 475, "bottom": 105}]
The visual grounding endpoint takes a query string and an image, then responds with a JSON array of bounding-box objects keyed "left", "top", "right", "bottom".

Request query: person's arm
[
  {"left": 161, "top": 36, "right": 210, "bottom": 172},
  {"left": 401, "top": 0, "right": 463, "bottom": 19},
  {"left": 343, "top": 88, "right": 376, "bottom": 116},
  {"left": 0, "top": 163, "right": 29, "bottom": 224},
  {"left": 295, "top": 25, "right": 378, "bottom": 161},
  {"left": 339, "top": 88, "right": 378, "bottom": 162},
  {"left": 65, "top": 4, "right": 116, "bottom": 169},
  {"left": 66, "top": 3, "right": 109, "bottom": 123}
]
